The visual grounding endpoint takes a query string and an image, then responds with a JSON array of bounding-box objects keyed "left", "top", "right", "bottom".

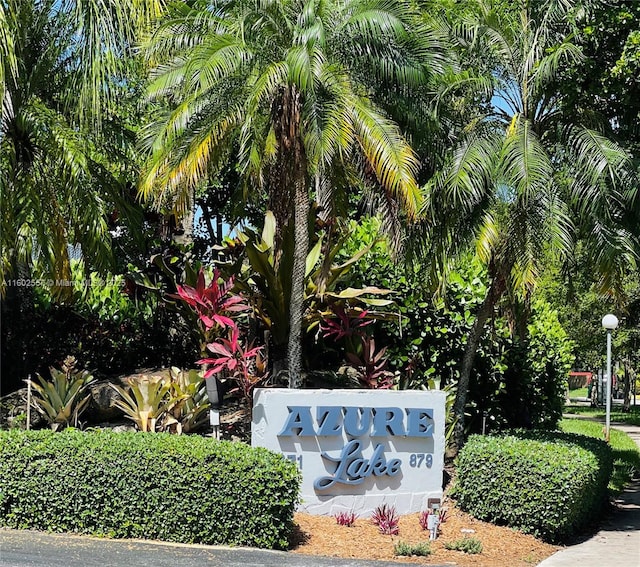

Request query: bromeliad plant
[
  {"left": 30, "top": 356, "right": 95, "bottom": 431},
  {"left": 163, "top": 367, "right": 210, "bottom": 434},
  {"left": 110, "top": 375, "right": 183, "bottom": 432}
]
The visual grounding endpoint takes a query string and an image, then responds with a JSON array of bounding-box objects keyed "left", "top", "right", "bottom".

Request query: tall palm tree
[
  {"left": 421, "top": 0, "right": 637, "bottom": 450},
  {"left": 139, "top": 0, "right": 444, "bottom": 386},
  {"left": 0, "top": 0, "right": 163, "bottom": 297}
]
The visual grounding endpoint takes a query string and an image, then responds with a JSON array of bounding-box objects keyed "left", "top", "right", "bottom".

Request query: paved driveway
[{"left": 0, "top": 529, "right": 448, "bottom": 567}]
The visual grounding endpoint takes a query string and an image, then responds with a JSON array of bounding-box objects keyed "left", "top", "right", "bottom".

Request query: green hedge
[
  {"left": 0, "top": 430, "right": 300, "bottom": 549},
  {"left": 451, "top": 431, "right": 612, "bottom": 542}
]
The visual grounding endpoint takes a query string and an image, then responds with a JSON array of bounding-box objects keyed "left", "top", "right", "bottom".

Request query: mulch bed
[{"left": 291, "top": 502, "right": 559, "bottom": 566}]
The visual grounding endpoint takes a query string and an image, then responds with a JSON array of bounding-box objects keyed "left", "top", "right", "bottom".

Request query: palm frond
[{"left": 351, "top": 98, "right": 422, "bottom": 219}]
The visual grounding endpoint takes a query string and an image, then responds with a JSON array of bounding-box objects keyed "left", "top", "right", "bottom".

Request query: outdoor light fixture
[{"left": 601, "top": 314, "right": 619, "bottom": 442}]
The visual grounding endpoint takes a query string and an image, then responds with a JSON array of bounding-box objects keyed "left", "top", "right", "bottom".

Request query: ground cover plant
[
  {"left": 292, "top": 506, "right": 559, "bottom": 566},
  {"left": 444, "top": 537, "right": 483, "bottom": 554},
  {"left": 0, "top": 430, "right": 300, "bottom": 550},
  {"left": 394, "top": 541, "right": 431, "bottom": 556},
  {"left": 451, "top": 431, "right": 613, "bottom": 542},
  {"left": 560, "top": 418, "right": 640, "bottom": 493}
]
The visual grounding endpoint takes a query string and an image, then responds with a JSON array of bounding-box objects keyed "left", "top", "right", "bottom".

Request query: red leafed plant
[
  {"left": 419, "top": 508, "right": 448, "bottom": 532},
  {"left": 320, "top": 305, "right": 373, "bottom": 341},
  {"left": 371, "top": 504, "right": 399, "bottom": 535},
  {"left": 171, "top": 268, "right": 249, "bottom": 330},
  {"left": 333, "top": 511, "right": 358, "bottom": 527},
  {"left": 419, "top": 509, "right": 431, "bottom": 531},
  {"left": 197, "top": 326, "right": 267, "bottom": 403},
  {"left": 345, "top": 336, "right": 394, "bottom": 389}
]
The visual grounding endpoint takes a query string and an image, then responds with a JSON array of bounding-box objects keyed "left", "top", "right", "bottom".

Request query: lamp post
[{"left": 602, "top": 314, "right": 619, "bottom": 442}]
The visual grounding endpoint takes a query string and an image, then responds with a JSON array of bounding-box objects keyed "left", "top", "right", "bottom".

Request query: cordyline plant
[
  {"left": 371, "top": 504, "right": 399, "bottom": 535},
  {"left": 320, "top": 304, "right": 373, "bottom": 343},
  {"left": 173, "top": 267, "right": 266, "bottom": 406},
  {"left": 419, "top": 508, "right": 448, "bottom": 532},
  {"left": 333, "top": 511, "right": 358, "bottom": 527},
  {"left": 197, "top": 325, "right": 268, "bottom": 405},
  {"left": 345, "top": 337, "right": 395, "bottom": 389},
  {"left": 170, "top": 268, "right": 250, "bottom": 341},
  {"left": 320, "top": 304, "right": 394, "bottom": 389}
]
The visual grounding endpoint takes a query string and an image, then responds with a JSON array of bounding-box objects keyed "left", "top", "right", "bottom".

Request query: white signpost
[{"left": 252, "top": 389, "right": 446, "bottom": 517}]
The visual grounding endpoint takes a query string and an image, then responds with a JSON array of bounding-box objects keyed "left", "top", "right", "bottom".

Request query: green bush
[
  {"left": 451, "top": 432, "right": 612, "bottom": 542},
  {"left": 0, "top": 430, "right": 300, "bottom": 549}
]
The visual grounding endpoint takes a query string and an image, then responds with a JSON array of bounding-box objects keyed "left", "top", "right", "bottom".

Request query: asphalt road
[{"left": 0, "top": 529, "right": 447, "bottom": 567}]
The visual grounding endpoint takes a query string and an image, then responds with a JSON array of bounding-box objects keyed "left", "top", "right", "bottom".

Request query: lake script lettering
[{"left": 313, "top": 439, "right": 402, "bottom": 491}]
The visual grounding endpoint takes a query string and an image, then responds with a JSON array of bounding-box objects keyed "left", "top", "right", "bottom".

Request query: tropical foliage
[
  {"left": 139, "top": 0, "right": 442, "bottom": 385},
  {"left": 0, "top": 0, "right": 162, "bottom": 295},
  {"left": 163, "top": 367, "right": 211, "bottom": 434},
  {"left": 418, "top": 0, "right": 637, "bottom": 449},
  {"left": 111, "top": 374, "right": 179, "bottom": 432}
]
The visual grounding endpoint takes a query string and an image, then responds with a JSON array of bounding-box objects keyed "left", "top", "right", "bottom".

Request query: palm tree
[
  {"left": 0, "top": 0, "right": 163, "bottom": 297},
  {"left": 139, "top": 0, "right": 444, "bottom": 386},
  {"left": 421, "top": 0, "right": 637, "bottom": 451}
]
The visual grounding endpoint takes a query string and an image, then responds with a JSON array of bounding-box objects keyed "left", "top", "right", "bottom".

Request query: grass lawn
[
  {"left": 560, "top": 418, "right": 640, "bottom": 494},
  {"left": 563, "top": 403, "right": 640, "bottom": 426},
  {"left": 568, "top": 387, "right": 588, "bottom": 398}
]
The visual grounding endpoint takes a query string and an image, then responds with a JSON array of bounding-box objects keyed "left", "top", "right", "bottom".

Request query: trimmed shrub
[
  {"left": 0, "top": 430, "right": 300, "bottom": 549},
  {"left": 451, "top": 431, "right": 612, "bottom": 542}
]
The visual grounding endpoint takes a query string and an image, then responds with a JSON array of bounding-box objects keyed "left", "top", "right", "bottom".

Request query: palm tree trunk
[
  {"left": 174, "top": 187, "right": 196, "bottom": 247},
  {"left": 270, "top": 84, "right": 308, "bottom": 387},
  {"left": 288, "top": 177, "right": 309, "bottom": 388},
  {"left": 451, "top": 276, "right": 505, "bottom": 453}
]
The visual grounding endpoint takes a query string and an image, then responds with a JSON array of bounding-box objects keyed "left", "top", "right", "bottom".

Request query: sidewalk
[{"left": 537, "top": 422, "right": 640, "bottom": 567}]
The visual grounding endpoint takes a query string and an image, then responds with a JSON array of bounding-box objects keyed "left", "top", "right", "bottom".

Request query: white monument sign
[{"left": 251, "top": 388, "right": 446, "bottom": 517}]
